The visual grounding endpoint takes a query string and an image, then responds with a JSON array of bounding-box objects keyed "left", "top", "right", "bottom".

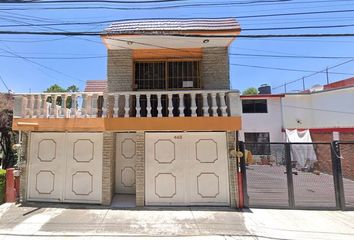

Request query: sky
[{"left": 0, "top": 0, "right": 354, "bottom": 94}]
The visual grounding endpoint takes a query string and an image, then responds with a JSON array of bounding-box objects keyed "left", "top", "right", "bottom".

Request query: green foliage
[
  {"left": 67, "top": 85, "right": 79, "bottom": 92},
  {"left": 44, "top": 84, "right": 66, "bottom": 93},
  {"left": 44, "top": 84, "right": 79, "bottom": 93},
  {"left": 0, "top": 109, "right": 16, "bottom": 169},
  {"left": 242, "top": 87, "right": 258, "bottom": 95},
  {"left": 44, "top": 84, "right": 79, "bottom": 108},
  {"left": 0, "top": 169, "right": 6, "bottom": 204}
]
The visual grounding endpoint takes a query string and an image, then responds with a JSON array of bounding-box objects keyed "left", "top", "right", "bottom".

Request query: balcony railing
[{"left": 13, "top": 90, "right": 241, "bottom": 119}]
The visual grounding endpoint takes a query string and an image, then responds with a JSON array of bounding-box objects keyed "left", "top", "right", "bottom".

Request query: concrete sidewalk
[{"left": 0, "top": 203, "right": 354, "bottom": 239}]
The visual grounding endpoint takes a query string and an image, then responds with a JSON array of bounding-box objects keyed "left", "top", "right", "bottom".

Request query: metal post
[
  {"left": 302, "top": 77, "right": 305, "bottom": 91},
  {"left": 284, "top": 83, "right": 287, "bottom": 93},
  {"left": 326, "top": 67, "right": 330, "bottom": 85},
  {"left": 238, "top": 141, "right": 249, "bottom": 208},
  {"left": 331, "top": 141, "right": 345, "bottom": 210},
  {"left": 285, "top": 143, "right": 295, "bottom": 208}
]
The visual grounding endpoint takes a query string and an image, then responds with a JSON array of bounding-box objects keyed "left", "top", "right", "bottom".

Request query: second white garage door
[{"left": 145, "top": 132, "right": 230, "bottom": 206}]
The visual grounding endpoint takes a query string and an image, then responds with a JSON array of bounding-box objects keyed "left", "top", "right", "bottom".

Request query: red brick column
[{"left": 5, "top": 168, "right": 16, "bottom": 202}]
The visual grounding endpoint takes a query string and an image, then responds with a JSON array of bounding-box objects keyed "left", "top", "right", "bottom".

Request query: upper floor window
[
  {"left": 134, "top": 60, "right": 200, "bottom": 90},
  {"left": 242, "top": 99, "right": 268, "bottom": 113}
]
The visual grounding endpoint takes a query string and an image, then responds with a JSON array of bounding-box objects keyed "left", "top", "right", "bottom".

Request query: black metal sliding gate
[{"left": 239, "top": 141, "right": 354, "bottom": 210}]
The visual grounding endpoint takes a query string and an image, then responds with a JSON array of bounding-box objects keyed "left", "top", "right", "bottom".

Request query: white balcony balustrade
[{"left": 13, "top": 90, "right": 241, "bottom": 119}]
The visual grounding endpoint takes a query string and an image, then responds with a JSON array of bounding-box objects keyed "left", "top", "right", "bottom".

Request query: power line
[
  {"left": 242, "top": 23, "right": 354, "bottom": 31},
  {"left": 1, "top": 52, "right": 354, "bottom": 61},
  {"left": 0, "top": 47, "right": 86, "bottom": 84},
  {"left": 0, "top": 73, "right": 10, "bottom": 91},
  {"left": 2, "top": 30, "right": 354, "bottom": 38},
  {"left": 2, "top": 19, "right": 354, "bottom": 32},
  {"left": 231, "top": 63, "right": 354, "bottom": 75},
  {"left": 0, "top": 0, "right": 188, "bottom": 3},
  {"left": 272, "top": 58, "right": 354, "bottom": 90},
  {"left": 0, "top": 0, "right": 352, "bottom": 11},
  {"left": 230, "top": 53, "right": 354, "bottom": 59}
]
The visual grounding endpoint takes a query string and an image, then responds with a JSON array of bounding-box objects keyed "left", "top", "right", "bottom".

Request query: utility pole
[
  {"left": 326, "top": 67, "right": 329, "bottom": 85},
  {"left": 302, "top": 77, "right": 305, "bottom": 91}
]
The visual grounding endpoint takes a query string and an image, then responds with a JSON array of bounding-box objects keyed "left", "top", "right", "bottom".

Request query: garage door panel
[
  {"left": 28, "top": 133, "right": 66, "bottom": 202},
  {"left": 64, "top": 133, "right": 103, "bottom": 203},
  {"left": 145, "top": 132, "right": 230, "bottom": 206},
  {"left": 116, "top": 133, "right": 137, "bottom": 194},
  {"left": 145, "top": 133, "right": 186, "bottom": 205},
  {"left": 188, "top": 132, "right": 230, "bottom": 205}
]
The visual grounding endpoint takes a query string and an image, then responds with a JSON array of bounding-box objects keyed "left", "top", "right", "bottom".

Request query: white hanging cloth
[{"left": 285, "top": 129, "right": 317, "bottom": 169}]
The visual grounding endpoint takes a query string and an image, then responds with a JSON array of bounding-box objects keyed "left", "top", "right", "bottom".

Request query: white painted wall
[
  {"left": 239, "top": 97, "right": 284, "bottom": 142},
  {"left": 283, "top": 87, "right": 354, "bottom": 129}
]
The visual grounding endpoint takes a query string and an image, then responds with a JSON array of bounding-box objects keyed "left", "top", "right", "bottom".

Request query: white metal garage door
[
  {"left": 115, "top": 133, "right": 137, "bottom": 194},
  {"left": 145, "top": 132, "right": 230, "bottom": 206},
  {"left": 28, "top": 132, "right": 102, "bottom": 204}
]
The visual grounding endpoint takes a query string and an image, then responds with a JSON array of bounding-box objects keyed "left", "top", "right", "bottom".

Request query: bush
[{"left": 0, "top": 169, "right": 6, "bottom": 204}]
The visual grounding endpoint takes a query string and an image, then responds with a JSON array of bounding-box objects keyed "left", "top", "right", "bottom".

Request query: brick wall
[
  {"left": 107, "top": 49, "right": 133, "bottom": 92},
  {"left": 311, "top": 132, "right": 354, "bottom": 180},
  {"left": 101, "top": 132, "right": 116, "bottom": 205},
  {"left": 135, "top": 132, "right": 145, "bottom": 207},
  {"left": 227, "top": 131, "right": 238, "bottom": 208},
  {"left": 311, "top": 133, "right": 333, "bottom": 175},
  {"left": 339, "top": 133, "right": 354, "bottom": 181},
  {"left": 202, "top": 47, "right": 230, "bottom": 90}
]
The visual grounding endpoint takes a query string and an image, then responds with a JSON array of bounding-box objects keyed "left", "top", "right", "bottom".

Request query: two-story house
[{"left": 12, "top": 18, "right": 242, "bottom": 208}]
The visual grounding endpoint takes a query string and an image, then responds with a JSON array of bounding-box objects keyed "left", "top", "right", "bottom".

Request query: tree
[
  {"left": 242, "top": 87, "right": 258, "bottom": 95},
  {"left": 67, "top": 85, "right": 79, "bottom": 92},
  {"left": 0, "top": 94, "right": 16, "bottom": 169},
  {"left": 0, "top": 110, "right": 17, "bottom": 169},
  {"left": 44, "top": 84, "right": 79, "bottom": 107},
  {"left": 44, "top": 84, "right": 66, "bottom": 93}
]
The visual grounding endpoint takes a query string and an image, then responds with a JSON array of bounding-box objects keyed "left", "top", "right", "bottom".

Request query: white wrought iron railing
[{"left": 13, "top": 90, "right": 241, "bottom": 118}]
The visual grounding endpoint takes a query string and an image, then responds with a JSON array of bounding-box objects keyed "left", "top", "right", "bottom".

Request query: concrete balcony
[{"left": 12, "top": 90, "right": 241, "bottom": 132}]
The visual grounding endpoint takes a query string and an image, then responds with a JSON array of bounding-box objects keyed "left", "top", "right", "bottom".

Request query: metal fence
[
  {"left": 338, "top": 142, "right": 354, "bottom": 210},
  {"left": 239, "top": 141, "right": 354, "bottom": 210}
]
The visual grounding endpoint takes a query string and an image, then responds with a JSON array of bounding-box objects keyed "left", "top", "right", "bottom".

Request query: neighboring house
[
  {"left": 239, "top": 79, "right": 354, "bottom": 172},
  {"left": 283, "top": 77, "right": 354, "bottom": 141},
  {"left": 12, "top": 18, "right": 242, "bottom": 208},
  {"left": 238, "top": 93, "right": 285, "bottom": 162},
  {"left": 84, "top": 80, "right": 107, "bottom": 92}
]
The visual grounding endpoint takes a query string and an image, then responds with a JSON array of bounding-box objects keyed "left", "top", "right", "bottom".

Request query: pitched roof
[
  {"left": 84, "top": 80, "right": 107, "bottom": 92},
  {"left": 103, "top": 18, "right": 240, "bottom": 34}
]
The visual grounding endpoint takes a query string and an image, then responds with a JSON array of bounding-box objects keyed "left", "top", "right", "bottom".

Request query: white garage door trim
[
  {"left": 27, "top": 132, "right": 102, "bottom": 204},
  {"left": 145, "top": 132, "right": 230, "bottom": 206}
]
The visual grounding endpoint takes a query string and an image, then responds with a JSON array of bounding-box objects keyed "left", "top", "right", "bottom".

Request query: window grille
[{"left": 134, "top": 61, "right": 200, "bottom": 90}]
